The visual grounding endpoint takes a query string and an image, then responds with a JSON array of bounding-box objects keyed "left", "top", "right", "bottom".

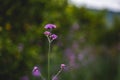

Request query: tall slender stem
[{"left": 48, "top": 42, "right": 51, "bottom": 80}]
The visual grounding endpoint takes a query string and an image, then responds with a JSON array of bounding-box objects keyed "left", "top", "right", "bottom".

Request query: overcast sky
[{"left": 69, "top": 0, "right": 120, "bottom": 12}]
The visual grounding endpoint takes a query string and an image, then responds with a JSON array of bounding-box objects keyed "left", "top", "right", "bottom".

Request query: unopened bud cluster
[{"left": 61, "top": 64, "right": 66, "bottom": 69}]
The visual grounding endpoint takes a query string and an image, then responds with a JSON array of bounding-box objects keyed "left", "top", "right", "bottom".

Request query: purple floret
[
  {"left": 50, "top": 34, "right": 58, "bottom": 40},
  {"left": 44, "top": 24, "right": 56, "bottom": 29}
]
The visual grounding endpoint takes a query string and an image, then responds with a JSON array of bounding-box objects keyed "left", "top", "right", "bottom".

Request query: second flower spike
[{"left": 32, "top": 66, "right": 41, "bottom": 77}]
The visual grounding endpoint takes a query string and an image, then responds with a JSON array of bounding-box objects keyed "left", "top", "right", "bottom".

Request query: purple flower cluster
[
  {"left": 50, "top": 34, "right": 58, "bottom": 40},
  {"left": 44, "top": 24, "right": 58, "bottom": 41},
  {"left": 44, "top": 24, "right": 56, "bottom": 29}
]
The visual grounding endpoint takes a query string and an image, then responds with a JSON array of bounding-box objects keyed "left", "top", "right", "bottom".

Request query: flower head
[
  {"left": 50, "top": 34, "right": 58, "bottom": 40},
  {"left": 44, "top": 24, "right": 56, "bottom": 29},
  {"left": 61, "top": 64, "right": 66, "bottom": 69},
  {"left": 32, "top": 66, "right": 41, "bottom": 77},
  {"left": 44, "top": 31, "right": 51, "bottom": 36}
]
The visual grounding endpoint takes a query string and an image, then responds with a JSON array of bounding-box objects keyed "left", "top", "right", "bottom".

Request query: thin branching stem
[{"left": 52, "top": 68, "right": 63, "bottom": 80}]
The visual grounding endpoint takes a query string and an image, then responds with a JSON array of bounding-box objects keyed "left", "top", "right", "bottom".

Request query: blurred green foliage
[{"left": 0, "top": 0, "right": 120, "bottom": 80}]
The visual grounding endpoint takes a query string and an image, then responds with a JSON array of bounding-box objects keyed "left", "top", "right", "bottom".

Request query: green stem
[
  {"left": 48, "top": 42, "right": 51, "bottom": 80},
  {"left": 52, "top": 68, "right": 63, "bottom": 80}
]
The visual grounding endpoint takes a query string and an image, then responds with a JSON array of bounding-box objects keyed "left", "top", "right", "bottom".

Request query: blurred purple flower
[
  {"left": 32, "top": 66, "right": 41, "bottom": 77},
  {"left": 50, "top": 34, "right": 58, "bottom": 40},
  {"left": 44, "top": 31, "right": 51, "bottom": 36},
  {"left": 65, "top": 48, "right": 78, "bottom": 68},
  {"left": 20, "top": 75, "right": 29, "bottom": 80},
  {"left": 77, "top": 46, "right": 96, "bottom": 66},
  {"left": 72, "top": 42, "right": 79, "bottom": 50},
  {"left": 78, "top": 53, "right": 84, "bottom": 61},
  {"left": 44, "top": 24, "right": 56, "bottom": 29}
]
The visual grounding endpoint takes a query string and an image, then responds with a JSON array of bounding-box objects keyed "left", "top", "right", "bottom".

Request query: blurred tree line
[{"left": 0, "top": 0, "right": 120, "bottom": 80}]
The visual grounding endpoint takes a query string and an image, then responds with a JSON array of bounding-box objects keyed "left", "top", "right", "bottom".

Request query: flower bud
[
  {"left": 32, "top": 66, "right": 41, "bottom": 77},
  {"left": 44, "top": 31, "right": 51, "bottom": 36},
  {"left": 61, "top": 64, "right": 66, "bottom": 69}
]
